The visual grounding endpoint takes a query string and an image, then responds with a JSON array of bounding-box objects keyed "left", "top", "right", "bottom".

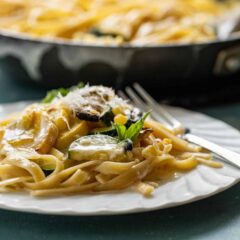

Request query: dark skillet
[{"left": 0, "top": 30, "right": 240, "bottom": 105}]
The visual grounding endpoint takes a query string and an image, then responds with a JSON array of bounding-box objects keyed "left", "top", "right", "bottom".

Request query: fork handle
[{"left": 184, "top": 133, "right": 240, "bottom": 168}]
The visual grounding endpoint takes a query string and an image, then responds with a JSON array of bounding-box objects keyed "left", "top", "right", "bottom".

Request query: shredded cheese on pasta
[{"left": 0, "top": 85, "right": 222, "bottom": 197}]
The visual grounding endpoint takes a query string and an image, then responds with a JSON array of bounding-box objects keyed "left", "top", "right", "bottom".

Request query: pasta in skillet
[
  {"left": 0, "top": 84, "right": 222, "bottom": 197},
  {"left": 0, "top": 0, "right": 239, "bottom": 45}
]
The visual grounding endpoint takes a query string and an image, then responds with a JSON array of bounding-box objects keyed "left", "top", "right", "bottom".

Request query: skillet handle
[{"left": 213, "top": 44, "right": 240, "bottom": 75}]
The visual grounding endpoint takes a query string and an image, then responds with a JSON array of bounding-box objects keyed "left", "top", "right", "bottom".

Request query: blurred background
[{"left": 0, "top": 0, "right": 240, "bottom": 107}]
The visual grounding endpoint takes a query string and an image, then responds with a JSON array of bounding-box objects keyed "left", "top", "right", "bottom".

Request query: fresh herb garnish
[
  {"left": 42, "top": 88, "right": 69, "bottom": 103},
  {"left": 42, "top": 82, "right": 85, "bottom": 103},
  {"left": 115, "top": 124, "right": 127, "bottom": 141},
  {"left": 69, "top": 82, "right": 85, "bottom": 92},
  {"left": 114, "top": 112, "right": 150, "bottom": 142}
]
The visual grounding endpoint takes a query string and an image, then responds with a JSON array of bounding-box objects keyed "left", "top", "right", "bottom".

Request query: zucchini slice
[
  {"left": 91, "top": 126, "right": 117, "bottom": 137},
  {"left": 75, "top": 106, "right": 112, "bottom": 123},
  {"left": 72, "top": 86, "right": 115, "bottom": 124},
  {"left": 68, "top": 135, "right": 132, "bottom": 161}
]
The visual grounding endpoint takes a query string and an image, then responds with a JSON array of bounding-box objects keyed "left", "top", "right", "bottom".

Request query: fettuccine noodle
[
  {"left": 0, "top": 84, "right": 222, "bottom": 197},
  {"left": 0, "top": 0, "right": 239, "bottom": 45}
]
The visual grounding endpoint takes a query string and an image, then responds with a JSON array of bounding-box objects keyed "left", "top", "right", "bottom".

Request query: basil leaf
[
  {"left": 42, "top": 88, "right": 68, "bottom": 103},
  {"left": 114, "top": 111, "right": 150, "bottom": 142},
  {"left": 69, "top": 82, "right": 85, "bottom": 92},
  {"left": 114, "top": 124, "right": 127, "bottom": 141},
  {"left": 42, "top": 82, "right": 85, "bottom": 103},
  {"left": 126, "top": 112, "right": 150, "bottom": 142}
]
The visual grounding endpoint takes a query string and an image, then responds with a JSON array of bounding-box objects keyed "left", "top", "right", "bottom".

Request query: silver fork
[{"left": 120, "top": 83, "right": 240, "bottom": 169}]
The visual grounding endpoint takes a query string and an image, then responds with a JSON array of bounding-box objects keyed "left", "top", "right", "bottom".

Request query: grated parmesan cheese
[{"left": 58, "top": 85, "right": 132, "bottom": 117}]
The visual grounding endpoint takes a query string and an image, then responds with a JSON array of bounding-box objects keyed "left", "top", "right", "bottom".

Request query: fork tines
[{"left": 119, "top": 83, "right": 184, "bottom": 133}]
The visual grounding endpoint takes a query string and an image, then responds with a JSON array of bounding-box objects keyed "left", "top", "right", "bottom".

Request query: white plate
[{"left": 0, "top": 101, "right": 239, "bottom": 215}]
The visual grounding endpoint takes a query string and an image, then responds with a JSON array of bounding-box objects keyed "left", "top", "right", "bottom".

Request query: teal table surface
[{"left": 0, "top": 67, "right": 240, "bottom": 240}]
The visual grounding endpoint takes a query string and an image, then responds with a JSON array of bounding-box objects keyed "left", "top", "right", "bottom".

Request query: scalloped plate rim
[{"left": 0, "top": 101, "right": 239, "bottom": 216}]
